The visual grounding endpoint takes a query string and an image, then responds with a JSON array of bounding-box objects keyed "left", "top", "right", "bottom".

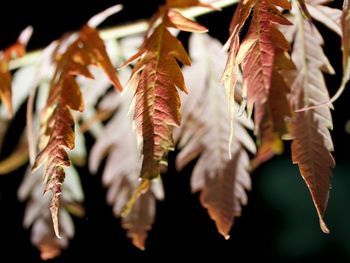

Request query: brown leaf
[
  {"left": 176, "top": 34, "right": 255, "bottom": 238},
  {"left": 33, "top": 25, "right": 122, "bottom": 237},
  {"left": 165, "top": 10, "right": 208, "bottom": 32},
  {"left": 252, "top": 51, "right": 295, "bottom": 168},
  {"left": 288, "top": 2, "right": 335, "bottom": 233},
  {"left": 0, "top": 27, "right": 32, "bottom": 117},
  {"left": 123, "top": 2, "right": 208, "bottom": 190}
]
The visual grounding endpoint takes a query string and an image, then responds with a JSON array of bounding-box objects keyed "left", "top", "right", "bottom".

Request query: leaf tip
[
  {"left": 134, "top": 242, "right": 145, "bottom": 251},
  {"left": 87, "top": 4, "right": 123, "bottom": 28},
  {"left": 18, "top": 25, "right": 33, "bottom": 46},
  {"left": 320, "top": 218, "right": 330, "bottom": 234},
  {"left": 50, "top": 192, "right": 62, "bottom": 239}
]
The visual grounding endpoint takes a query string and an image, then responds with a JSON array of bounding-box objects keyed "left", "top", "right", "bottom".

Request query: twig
[{"left": 9, "top": 0, "right": 238, "bottom": 70}]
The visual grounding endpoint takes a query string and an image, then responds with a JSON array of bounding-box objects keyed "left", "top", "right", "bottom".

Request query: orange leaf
[
  {"left": 127, "top": 24, "right": 189, "bottom": 181},
  {"left": 33, "top": 25, "right": 122, "bottom": 237},
  {"left": 122, "top": 3, "right": 209, "bottom": 214},
  {"left": 0, "top": 26, "right": 32, "bottom": 117},
  {"left": 165, "top": 9, "right": 208, "bottom": 32},
  {"left": 0, "top": 69, "right": 12, "bottom": 117}
]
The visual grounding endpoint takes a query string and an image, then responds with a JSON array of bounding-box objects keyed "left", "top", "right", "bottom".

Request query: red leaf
[
  {"left": 241, "top": 0, "right": 290, "bottom": 128},
  {"left": 122, "top": 3, "right": 208, "bottom": 214},
  {"left": 33, "top": 25, "right": 121, "bottom": 237},
  {"left": 287, "top": 2, "right": 336, "bottom": 232},
  {"left": 221, "top": 0, "right": 256, "bottom": 140},
  {"left": 222, "top": 0, "right": 291, "bottom": 152},
  {"left": 129, "top": 24, "right": 189, "bottom": 181}
]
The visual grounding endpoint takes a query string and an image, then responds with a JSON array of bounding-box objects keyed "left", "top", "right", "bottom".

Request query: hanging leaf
[
  {"left": 221, "top": 0, "right": 256, "bottom": 144},
  {"left": 90, "top": 88, "right": 163, "bottom": 250},
  {"left": 251, "top": 51, "right": 295, "bottom": 168},
  {"left": 122, "top": 2, "right": 209, "bottom": 210},
  {"left": 33, "top": 25, "right": 122, "bottom": 237},
  {"left": 287, "top": 0, "right": 338, "bottom": 233},
  {"left": 240, "top": 0, "right": 291, "bottom": 127},
  {"left": 175, "top": 34, "right": 255, "bottom": 238},
  {"left": 222, "top": 0, "right": 292, "bottom": 161}
]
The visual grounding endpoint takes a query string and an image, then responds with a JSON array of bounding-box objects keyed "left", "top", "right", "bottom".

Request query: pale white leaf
[{"left": 176, "top": 33, "right": 255, "bottom": 238}]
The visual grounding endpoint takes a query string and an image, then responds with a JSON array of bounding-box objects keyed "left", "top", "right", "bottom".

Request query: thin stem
[{"left": 9, "top": 0, "right": 239, "bottom": 70}]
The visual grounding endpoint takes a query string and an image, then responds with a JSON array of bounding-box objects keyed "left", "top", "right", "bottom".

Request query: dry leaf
[
  {"left": 287, "top": 0, "right": 337, "bottom": 233},
  {"left": 33, "top": 25, "right": 122, "bottom": 237},
  {"left": 122, "top": 1, "right": 209, "bottom": 206}
]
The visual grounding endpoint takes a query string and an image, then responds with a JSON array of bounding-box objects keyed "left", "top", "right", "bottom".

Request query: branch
[{"left": 9, "top": 0, "right": 238, "bottom": 70}]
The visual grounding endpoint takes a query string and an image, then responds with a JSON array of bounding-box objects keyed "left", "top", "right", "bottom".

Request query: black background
[{"left": 0, "top": 1, "right": 350, "bottom": 262}]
